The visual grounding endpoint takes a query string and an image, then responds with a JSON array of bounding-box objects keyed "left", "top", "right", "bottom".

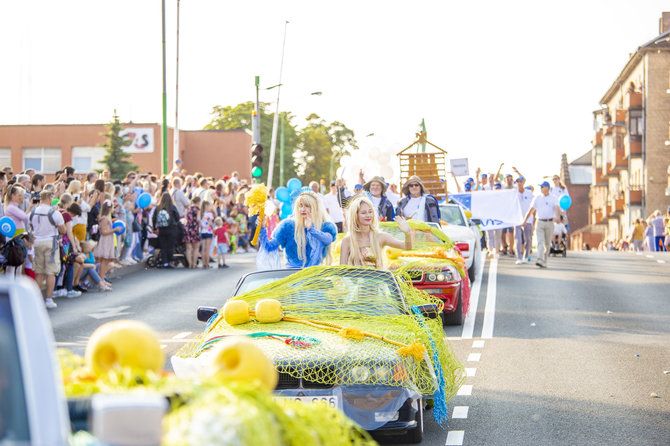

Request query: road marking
[
  {"left": 658, "top": 260, "right": 666, "bottom": 264},
  {"left": 646, "top": 255, "right": 654, "bottom": 258},
  {"left": 472, "top": 340, "right": 485, "bottom": 348},
  {"left": 635, "top": 252, "right": 642, "bottom": 256},
  {"left": 467, "top": 353, "right": 481, "bottom": 362},
  {"left": 481, "top": 257, "right": 498, "bottom": 339},
  {"left": 172, "top": 331, "right": 192, "bottom": 339},
  {"left": 465, "top": 368, "right": 477, "bottom": 377},
  {"left": 160, "top": 345, "right": 167, "bottom": 349},
  {"left": 88, "top": 306, "right": 131, "bottom": 320},
  {"left": 445, "top": 430, "right": 465, "bottom": 445},
  {"left": 457, "top": 385, "right": 473, "bottom": 396},
  {"left": 462, "top": 255, "right": 487, "bottom": 339},
  {"left": 452, "top": 406, "right": 469, "bottom": 419}
]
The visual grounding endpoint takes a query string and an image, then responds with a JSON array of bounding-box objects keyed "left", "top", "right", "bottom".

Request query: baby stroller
[
  {"left": 146, "top": 223, "right": 189, "bottom": 268},
  {"left": 550, "top": 234, "right": 567, "bottom": 257}
]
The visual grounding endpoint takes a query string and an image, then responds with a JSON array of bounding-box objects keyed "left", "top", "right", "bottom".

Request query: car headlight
[
  {"left": 426, "top": 272, "right": 452, "bottom": 282},
  {"left": 372, "top": 365, "right": 392, "bottom": 382},
  {"left": 350, "top": 366, "right": 370, "bottom": 382}
]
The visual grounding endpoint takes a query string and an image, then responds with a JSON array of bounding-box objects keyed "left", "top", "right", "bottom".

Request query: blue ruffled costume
[{"left": 259, "top": 219, "right": 337, "bottom": 268}]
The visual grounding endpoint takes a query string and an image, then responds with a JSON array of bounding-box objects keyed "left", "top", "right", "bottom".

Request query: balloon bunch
[{"left": 273, "top": 177, "right": 307, "bottom": 219}]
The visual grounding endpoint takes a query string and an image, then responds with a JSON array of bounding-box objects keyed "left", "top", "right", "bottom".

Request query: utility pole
[
  {"left": 253, "top": 76, "right": 260, "bottom": 143},
  {"left": 267, "top": 20, "right": 289, "bottom": 189},
  {"left": 173, "top": 0, "right": 181, "bottom": 169},
  {"left": 280, "top": 113, "right": 285, "bottom": 186},
  {"left": 161, "top": 0, "right": 168, "bottom": 174}
]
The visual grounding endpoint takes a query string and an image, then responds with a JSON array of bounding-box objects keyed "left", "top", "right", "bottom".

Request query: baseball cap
[
  {"left": 540, "top": 181, "right": 550, "bottom": 188},
  {"left": 524, "top": 186, "right": 532, "bottom": 190},
  {"left": 515, "top": 176, "right": 525, "bottom": 183},
  {"left": 354, "top": 184, "right": 362, "bottom": 190},
  {"left": 466, "top": 177, "right": 474, "bottom": 183},
  {"left": 464, "top": 183, "right": 472, "bottom": 191},
  {"left": 494, "top": 182, "right": 502, "bottom": 188},
  {"left": 330, "top": 180, "right": 336, "bottom": 186},
  {"left": 481, "top": 174, "right": 487, "bottom": 178},
  {"left": 506, "top": 173, "right": 513, "bottom": 178}
]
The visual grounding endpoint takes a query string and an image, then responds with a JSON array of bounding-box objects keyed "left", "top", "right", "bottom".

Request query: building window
[
  {"left": 0, "top": 148, "right": 11, "bottom": 169},
  {"left": 594, "top": 146, "right": 602, "bottom": 169},
  {"left": 22, "top": 148, "right": 61, "bottom": 173},
  {"left": 72, "top": 147, "right": 107, "bottom": 173},
  {"left": 629, "top": 110, "right": 643, "bottom": 136}
]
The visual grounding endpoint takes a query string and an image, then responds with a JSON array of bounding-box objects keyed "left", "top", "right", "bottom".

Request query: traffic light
[{"left": 251, "top": 143, "right": 263, "bottom": 178}]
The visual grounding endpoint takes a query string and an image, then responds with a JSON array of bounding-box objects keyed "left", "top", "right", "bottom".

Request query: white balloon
[
  {"left": 368, "top": 146, "right": 380, "bottom": 160},
  {"left": 377, "top": 152, "right": 391, "bottom": 165},
  {"left": 339, "top": 155, "right": 352, "bottom": 167},
  {"left": 381, "top": 165, "right": 394, "bottom": 180}
]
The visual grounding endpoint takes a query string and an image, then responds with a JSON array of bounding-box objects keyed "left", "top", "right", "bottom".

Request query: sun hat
[
  {"left": 363, "top": 176, "right": 387, "bottom": 195},
  {"left": 401, "top": 175, "right": 427, "bottom": 196}
]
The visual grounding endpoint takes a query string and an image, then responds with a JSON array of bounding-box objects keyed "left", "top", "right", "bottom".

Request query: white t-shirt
[
  {"left": 553, "top": 222, "right": 567, "bottom": 236},
  {"left": 403, "top": 197, "right": 425, "bottom": 221},
  {"left": 550, "top": 186, "right": 568, "bottom": 198},
  {"left": 25, "top": 247, "right": 34, "bottom": 269},
  {"left": 518, "top": 190, "right": 535, "bottom": 224},
  {"left": 31, "top": 204, "right": 65, "bottom": 243},
  {"left": 386, "top": 190, "right": 400, "bottom": 207},
  {"left": 322, "top": 192, "right": 344, "bottom": 223},
  {"left": 371, "top": 195, "right": 382, "bottom": 210},
  {"left": 530, "top": 194, "right": 559, "bottom": 220}
]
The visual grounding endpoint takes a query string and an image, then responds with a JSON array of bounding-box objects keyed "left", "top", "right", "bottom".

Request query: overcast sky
[{"left": 1, "top": 1, "right": 667, "bottom": 186}]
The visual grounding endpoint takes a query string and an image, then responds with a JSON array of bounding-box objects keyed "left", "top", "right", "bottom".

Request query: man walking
[
  {"left": 514, "top": 177, "right": 534, "bottom": 264},
  {"left": 522, "top": 181, "right": 560, "bottom": 268}
]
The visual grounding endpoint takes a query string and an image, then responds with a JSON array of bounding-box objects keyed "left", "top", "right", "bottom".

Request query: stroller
[
  {"left": 550, "top": 234, "right": 567, "bottom": 257},
  {"left": 145, "top": 223, "right": 189, "bottom": 268}
]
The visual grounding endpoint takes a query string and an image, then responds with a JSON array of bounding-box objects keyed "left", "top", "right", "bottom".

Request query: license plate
[{"left": 275, "top": 395, "right": 339, "bottom": 408}]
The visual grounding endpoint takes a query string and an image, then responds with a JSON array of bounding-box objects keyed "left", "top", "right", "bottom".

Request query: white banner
[
  {"left": 450, "top": 158, "right": 469, "bottom": 177},
  {"left": 119, "top": 127, "right": 154, "bottom": 153},
  {"left": 469, "top": 189, "right": 524, "bottom": 230}
]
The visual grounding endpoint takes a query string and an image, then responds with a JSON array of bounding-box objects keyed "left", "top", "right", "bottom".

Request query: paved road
[{"left": 50, "top": 250, "right": 670, "bottom": 445}]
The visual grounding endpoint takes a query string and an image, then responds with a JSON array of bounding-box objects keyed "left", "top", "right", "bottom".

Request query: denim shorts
[
  {"left": 216, "top": 243, "right": 229, "bottom": 254},
  {"left": 200, "top": 233, "right": 213, "bottom": 240}
]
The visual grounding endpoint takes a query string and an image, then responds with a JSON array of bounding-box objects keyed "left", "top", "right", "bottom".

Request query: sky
[{"left": 1, "top": 1, "right": 668, "bottom": 187}]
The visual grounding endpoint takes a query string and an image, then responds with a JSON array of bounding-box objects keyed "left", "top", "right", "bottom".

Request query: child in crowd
[
  {"left": 228, "top": 220, "right": 239, "bottom": 254},
  {"left": 23, "top": 233, "right": 35, "bottom": 280},
  {"left": 267, "top": 206, "right": 280, "bottom": 238},
  {"left": 199, "top": 200, "right": 215, "bottom": 269},
  {"left": 80, "top": 241, "right": 112, "bottom": 291},
  {"left": 213, "top": 217, "right": 230, "bottom": 268}
]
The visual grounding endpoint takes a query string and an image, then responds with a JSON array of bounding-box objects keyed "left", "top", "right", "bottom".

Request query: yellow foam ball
[
  {"left": 223, "top": 300, "right": 251, "bottom": 325},
  {"left": 207, "top": 337, "right": 278, "bottom": 392},
  {"left": 85, "top": 320, "right": 164, "bottom": 376},
  {"left": 386, "top": 247, "right": 402, "bottom": 260},
  {"left": 255, "top": 299, "right": 283, "bottom": 323}
]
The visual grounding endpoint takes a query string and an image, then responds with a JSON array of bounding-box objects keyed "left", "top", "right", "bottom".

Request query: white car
[{"left": 438, "top": 203, "right": 482, "bottom": 282}]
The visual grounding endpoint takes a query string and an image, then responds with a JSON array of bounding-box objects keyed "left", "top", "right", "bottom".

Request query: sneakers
[
  {"left": 66, "top": 290, "right": 82, "bottom": 299},
  {"left": 515, "top": 259, "right": 523, "bottom": 265},
  {"left": 521, "top": 258, "right": 528, "bottom": 264},
  {"left": 535, "top": 260, "right": 546, "bottom": 268},
  {"left": 218, "top": 264, "right": 229, "bottom": 269},
  {"left": 74, "top": 284, "right": 88, "bottom": 293},
  {"left": 52, "top": 288, "right": 67, "bottom": 298},
  {"left": 45, "top": 299, "right": 57, "bottom": 309}
]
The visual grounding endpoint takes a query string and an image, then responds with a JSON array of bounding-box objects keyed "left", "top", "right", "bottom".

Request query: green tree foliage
[
  {"left": 295, "top": 114, "right": 358, "bottom": 182},
  {"left": 100, "top": 111, "right": 138, "bottom": 180},
  {"left": 204, "top": 101, "right": 298, "bottom": 184}
]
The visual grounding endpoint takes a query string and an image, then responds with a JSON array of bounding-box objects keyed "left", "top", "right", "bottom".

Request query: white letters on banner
[{"left": 120, "top": 128, "right": 154, "bottom": 153}]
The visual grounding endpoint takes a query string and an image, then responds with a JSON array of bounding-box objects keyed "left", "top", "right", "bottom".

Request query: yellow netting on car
[{"left": 176, "top": 265, "right": 465, "bottom": 424}]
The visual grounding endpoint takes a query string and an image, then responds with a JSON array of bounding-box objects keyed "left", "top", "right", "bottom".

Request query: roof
[
  {"left": 570, "top": 149, "right": 592, "bottom": 166},
  {"left": 568, "top": 165, "right": 592, "bottom": 185},
  {"left": 600, "top": 30, "right": 670, "bottom": 104}
]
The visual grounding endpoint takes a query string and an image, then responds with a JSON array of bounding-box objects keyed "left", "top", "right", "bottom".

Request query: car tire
[
  {"left": 403, "top": 399, "right": 424, "bottom": 443},
  {"left": 442, "top": 287, "right": 464, "bottom": 326}
]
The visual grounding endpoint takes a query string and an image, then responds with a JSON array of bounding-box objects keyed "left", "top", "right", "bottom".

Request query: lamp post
[{"left": 267, "top": 20, "right": 289, "bottom": 189}]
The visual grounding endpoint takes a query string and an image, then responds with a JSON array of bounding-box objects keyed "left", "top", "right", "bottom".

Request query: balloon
[
  {"left": 287, "top": 178, "right": 302, "bottom": 192},
  {"left": 275, "top": 186, "right": 290, "bottom": 203},
  {"left": 137, "top": 192, "right": 152, "bottom": 209},
  {"left": 300, "top": 186, "right": 311, "bottom": 193},
  {"left": 281, "top": 202, "right": 292, "bottom": 219},
  {"left": 368, "top": 147, "right": 380, "bottom": 160},
  {"left": 289, "top": 189, "right": 301, "bottom": 203},
  {"left": 51, "top": 198, "right": 60, "bottom": 206},
  {"left": 112, "top": 220, "right": 126, "bottom": 235},
  {"left": 0, "top": 217, "right": 16, "bottom": 238},
  {"left": 559, "top": 194, "right": 572, "bottom": 210},
  {"left": 380, "top": 164, "right": 394, "bottom": 179},
  {"left": 377, "top": 151, "right": 391, "bottom": 165}
]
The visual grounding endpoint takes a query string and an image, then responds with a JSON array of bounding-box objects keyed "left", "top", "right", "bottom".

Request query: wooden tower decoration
[{"left": 397, "top": 131, "right": 448, "bottom": 200}]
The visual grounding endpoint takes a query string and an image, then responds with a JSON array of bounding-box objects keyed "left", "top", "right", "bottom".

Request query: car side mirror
[
  {"left": 415, "top": 303, "right": 439, "bottom": 319},
  {"left": 197, "top": 306, "right": 218, "bottom": 322}
]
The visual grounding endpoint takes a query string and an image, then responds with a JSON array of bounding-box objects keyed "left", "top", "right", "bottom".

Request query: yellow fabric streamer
[
  {"left": 397, "top": 342, "right": 427, "bottom": 361},
  {"left": 244, "top": 184, "right": 268, "bottom": 246},
  {"left": 337, "top": 326, "right": 366, "bottom": 340}
]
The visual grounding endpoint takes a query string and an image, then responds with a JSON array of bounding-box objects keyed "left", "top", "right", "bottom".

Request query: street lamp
[{"left": 267, "top": 21, "right": 289, "bottom": 189}]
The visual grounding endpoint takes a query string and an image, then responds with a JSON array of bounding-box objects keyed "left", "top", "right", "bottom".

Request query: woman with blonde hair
[
  {"left": 340, "top": 195, "right": 411, "bottom": 268},
  {"left": 258, "top": 191, "right": 337, "bottom": 268}
]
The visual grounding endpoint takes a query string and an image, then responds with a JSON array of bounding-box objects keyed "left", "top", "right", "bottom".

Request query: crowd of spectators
[
  {"left": 598, "top": 210, "right": 670, "bottom": 252},
  {"left": 0, "top": 165, "right": 261, "bottom": 309}
]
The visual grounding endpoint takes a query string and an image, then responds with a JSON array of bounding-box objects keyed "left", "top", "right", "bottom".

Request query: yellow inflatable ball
[
  {"left": 207, "top": 337, "right": 278, "bottom": 392},
  {"left": 255, "top": 299, "right": 283, "bottom": 323},
  {"left": 223, "top": 300, "right": 251, "bottom": 325},
  {"left": 85, "top": 320, "right": 164, "bottom": 376},
  {"left": 386, "top": 247, "right": 402, "bottom": 260}
]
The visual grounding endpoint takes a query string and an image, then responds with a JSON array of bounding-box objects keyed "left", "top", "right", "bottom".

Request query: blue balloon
[
  {"left": 275, "top": 186, "right": 290, "bottom": 203},
  {"left": 137, "top": 192, "right": 152, "bottom": 209},
  {"left": 0, "top": 217, "right": 16, "bottom": 238},
  {"left": 287, "top": 177, "right": 302, "bottom": 192},
  {"left": 559, "top": 194, "right": 572, "bottom": 210},
  {"left": 281, "top": 202, "right": 293, "bottom": 219},
  {"left": 112, "top": 220, "right": 126, "bottom": 235},
  {"left": 290, "top": 189, "right": 301, "bottom": 203},
  {"left": 300, "top": 186, "right": 311, "bottom": 193}
]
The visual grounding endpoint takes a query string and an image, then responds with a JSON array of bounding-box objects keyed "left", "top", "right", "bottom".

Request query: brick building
[
  {"left": 0, "top": 123, "right": 252, "bottom": 180},
  {"left": 585, "top": 12, "right": 670, "bottom": 246}
]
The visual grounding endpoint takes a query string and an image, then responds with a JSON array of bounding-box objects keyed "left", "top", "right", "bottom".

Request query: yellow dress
[{"left": 359, "top": 247, "right": 377, "bottom": 268}]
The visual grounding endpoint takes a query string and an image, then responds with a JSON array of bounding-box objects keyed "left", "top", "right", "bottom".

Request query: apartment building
[{"left": 586, "top": 13, "right": 670, "bottom": 245}]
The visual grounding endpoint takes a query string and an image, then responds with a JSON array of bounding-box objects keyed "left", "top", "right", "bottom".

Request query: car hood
[{"left": 440, "top": 225, "right": 474, "bottom": 242}]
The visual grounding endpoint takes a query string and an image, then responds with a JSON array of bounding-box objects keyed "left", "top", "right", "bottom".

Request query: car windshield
[
  {"left": 235, "top": 269, "right": 406, "bottom": 316},
  {"left": 439, "top": 205, "right": 466, "bottom": 226},
  {"left": 381, "top": 225, "right": 444, "bottom": 246}
]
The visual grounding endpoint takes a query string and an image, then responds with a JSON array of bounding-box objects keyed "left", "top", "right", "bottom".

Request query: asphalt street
[{"left": 49, "top": 250, "right": 670, "bottom": 446}]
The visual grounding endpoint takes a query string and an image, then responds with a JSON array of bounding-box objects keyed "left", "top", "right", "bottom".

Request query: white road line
[
  {"left": 481, "top": 257, "right": 498, "bottom": 339},
  {"left": 457, "top": 385, "right": 473, "bottom": 396},
  {"left": 467, "top": 353, "right": 481, "bottom": 362},
  {"left": 461, "top": 255, "right": 487, "bottom": 339},
  {"left": 472, "top": 340, "right": 485, "bottom": 348},
  {"left": 658, "top": 260, "right": 666, "bottom": 264},
  {"left": 646, "top": 254, "right": 654, "bottom": 258},
  {"left": 465, "top": 368, "right": 477, "bottom": 377},
  {"left": 452, "top": 406, "right": 469, "bottom": 419},
  {"left": 172, "top": 331, "right": 192, "bottom": 339},
  {"left": 446, "top": 430, "right": 465, "bottom": 445}
]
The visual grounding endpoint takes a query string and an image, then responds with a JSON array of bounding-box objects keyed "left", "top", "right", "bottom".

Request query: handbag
[{"left": 132, "top": 218, "right": 142, "bottom": 233}]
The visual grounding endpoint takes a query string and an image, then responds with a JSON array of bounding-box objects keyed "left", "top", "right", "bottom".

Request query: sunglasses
[{"left": 408, "top": 183, "right": 421, "bottom": 187}]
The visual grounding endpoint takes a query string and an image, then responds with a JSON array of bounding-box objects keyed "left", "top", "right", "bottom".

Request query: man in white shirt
[
  {"left": 30, "top": 190, "right": 66, "bottom": 308},
  {"left": 522, "top": 181, "right": 560, "bottom": 268},
  {"left": 514, "top": 177, "right": 534, "bottom": 264},
  {"left": 323, "top": 181, "right": 345, "bottom": 233},
  {"left": 171, "top": 177, "right": 190, "bottom": 218}
]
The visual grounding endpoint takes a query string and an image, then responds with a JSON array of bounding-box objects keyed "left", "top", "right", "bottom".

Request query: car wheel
[
  {"left": 442, "top": 287, "right": 464, "bottom": 326},
  {"left": 403, "top": 399, "right": 424, "bottom": 443}
]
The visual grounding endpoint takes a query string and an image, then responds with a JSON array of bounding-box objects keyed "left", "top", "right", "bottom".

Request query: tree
[
  {"left": 204, "top": 101, "right": 299, "bottom": 184},
  {"left": 295, "top": 114, "right": 359, "bottom": 182},
  {"left": 100, "top": 111, "right": 138, "bottom": 180}
]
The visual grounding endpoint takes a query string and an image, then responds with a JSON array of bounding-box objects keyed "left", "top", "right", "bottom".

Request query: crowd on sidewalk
[{"left": 596, "top": 209, "right": 670, "bottom": 252}]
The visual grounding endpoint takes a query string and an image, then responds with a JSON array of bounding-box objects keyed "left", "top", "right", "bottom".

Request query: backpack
[
  {"left": 156, "top": 209, "right": 170, "bottom": 228},
  {"left": 3, "top": 237, "right": 27, "bottom": 267}
]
